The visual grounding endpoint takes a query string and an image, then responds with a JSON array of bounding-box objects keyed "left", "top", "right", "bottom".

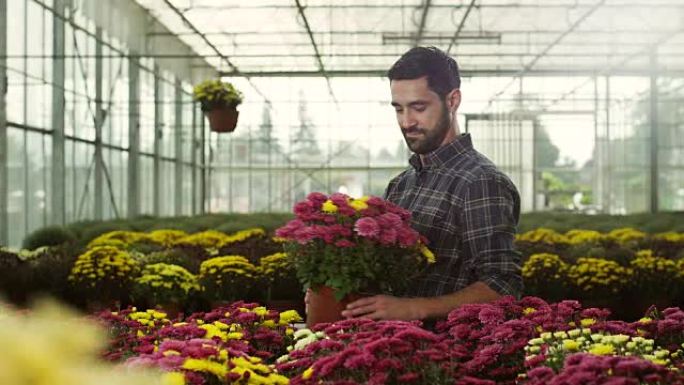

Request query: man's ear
[{"left": 447, "top": 89, "right": 461, "bottom": 112}]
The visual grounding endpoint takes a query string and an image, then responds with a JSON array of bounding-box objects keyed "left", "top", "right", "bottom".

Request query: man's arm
[{"left": 341, "top": 281, "right": 501, "bottom": 320}]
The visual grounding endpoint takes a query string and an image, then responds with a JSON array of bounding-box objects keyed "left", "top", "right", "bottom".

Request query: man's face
[{"left": 390, "top": 76, "right": 456, "bottom": 154}]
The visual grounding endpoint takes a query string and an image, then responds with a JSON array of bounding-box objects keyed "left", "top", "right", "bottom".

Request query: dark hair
[{"left": 387, "top": 46, "right": 460, "bottom": 98}]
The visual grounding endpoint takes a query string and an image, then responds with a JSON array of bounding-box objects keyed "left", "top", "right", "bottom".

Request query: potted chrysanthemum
[
  {"left": 275, "top": 192, "right": 435, "bottom": 326},
  {"left": 198, "top": 255, "right": 257, "bottom": 305},
  {"left": 193, "top": 79, "right": 243, "bottom": 133},
  {"left": 131, "top": 263, "right": 200, "bottom": 316},
  {"left": 67, "top": 246, "right": 140, "bottom": 310}
]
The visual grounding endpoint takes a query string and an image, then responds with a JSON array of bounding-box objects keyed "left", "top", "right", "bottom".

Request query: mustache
[{"left": 402, "top": 127, "right": 425, "bottom": 135}]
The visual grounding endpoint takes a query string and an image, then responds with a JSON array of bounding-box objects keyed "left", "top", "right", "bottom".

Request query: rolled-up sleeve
[{"left": 461, "top": 173, "right": 523, "bottom": 297}]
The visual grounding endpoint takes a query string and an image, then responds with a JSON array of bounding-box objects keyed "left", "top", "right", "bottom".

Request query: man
[{"left": 340, "top": 46, "right": 522, "bottom": 321}]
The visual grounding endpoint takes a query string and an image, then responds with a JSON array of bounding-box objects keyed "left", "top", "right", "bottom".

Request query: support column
[
  {"left": 604, "top": 76, "right": 612, "bottom": 213},
  {"left": 532, "top": 120, "right": 539, "bottom": 211},
  {"left": 174, "top": 78, "right": 183, "bottom": 216},
  {"left": 51, "top": 0, "right": 66, "bottom": 225},
  {"left": 593, "top": 76, "right": 600, "bottom": 211},
  {"left": 649, "top": 50, "right": 659, "bottom": 213},
  {"left": 0, "top": 0, "right": 8, "bottom": 245},
  {"left": 153, "top": 65, "right": 162, "bottom": 216},
  {"left": 200, "top": 109, "right": 207, "bottom": 214},
  {"left": 191, "top": 102, "right": 198, "bottom": 214},
  {"left": 127, "top": 54, "right": 140, "bottom": 218},
  {"left": 94, "top": 27, "right": 104, "bottom": 220}
]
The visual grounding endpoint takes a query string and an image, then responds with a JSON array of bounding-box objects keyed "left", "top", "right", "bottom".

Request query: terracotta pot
[
  {"left": 306, "top": 286, "right": 362, "bottom": 328},
  {"left": 206, "top": 106, "right": 239, "bottom": 133}
]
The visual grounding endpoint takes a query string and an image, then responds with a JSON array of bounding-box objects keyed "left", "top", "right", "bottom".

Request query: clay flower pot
[
  {"left": 206, "top": 105, "right": 239, "bottom": 133},
  {"left": 306, "top": 286, "right": 362, "bottom": 327}
]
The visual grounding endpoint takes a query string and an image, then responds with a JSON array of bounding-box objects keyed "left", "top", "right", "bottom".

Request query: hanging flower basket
[
  {"left": 205, "top": 105, "right": 240, "bottom": 133},
  {"left": 193, "top": 79, "right": 243, "bottom": 134}
]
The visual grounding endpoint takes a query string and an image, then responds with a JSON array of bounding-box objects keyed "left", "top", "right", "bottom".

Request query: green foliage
[
  {"left": 192, "top": 79, "right": 243, "bottom": 111},
  {"left": 285, "top": 239, "right": 427, "bottom": 301},
  {"left": 137, "top": 249, "right": 201, "bottom": 274},
  {"left": 517, "top": 212, "right": 684, "bottom": 233},
  {"left": 79, "top": 222, "right": 134, "bottom": 247},
  {"left": 132, "top": 263, "right": 200, "bottom": 306},
  {"left": 22, "top": 226, "right": 76, "bottom": 250}
]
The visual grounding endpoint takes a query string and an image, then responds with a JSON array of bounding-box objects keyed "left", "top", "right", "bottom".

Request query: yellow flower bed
[
  {"left": 258, "top": 252, "right": 292, "bottom": 279},
  {"left": 133, "top": 263, "right": 200, "bottom": 305},
  {"left": 220, "top": 228, "right": 266, "bottom": 247},
  {"left": 527, "top": 328, "right": 674, "bottom": 369},
  {"left": 522, "top": 253, "right": 569, "bottom": 281},
  {"left": 564, "top": 229, "right": 605, "bottom": 245},
  {"left": 517, "top": 228, "right": 569, "bottom": 244},
  {"left": 147, "top": 230, "right": 189, "bottom": 247},
  {"left": 652, "top": 231, "right": 684, "bottom": 242},
  {"left": 606, "top": 227, "right": 647, "bottom": 244},
  {"left": 88, "top": 230, "right": 148, "bottom": 249},
  {"left": 173, "top": 230, "right": 230, "bottom": 249},
  {"left": 199, "top": 256, "right": 257, "bottom": 301},
  {"left": 566, "top": 257, "right": 632, "bottom": 294},
  {"left": 0, "top": 301, "right": 171, "bottom": 385},
  {"left": 68, "top": 246, "right": 139, "bottom": 287}
]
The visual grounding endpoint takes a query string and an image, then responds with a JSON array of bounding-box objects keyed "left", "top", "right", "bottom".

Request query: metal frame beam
[
  {"left": 177, "top": 2, "right": 684, "bottom": 10},
  {"left": 294, "top": 0, "right": 337, "bottom": 103},
  {"left": 94, "top": 27, "right": 104, "bottom": 220},
  {"left": 160, "top": 0, "right": 272, "bottom": 104},
  {"left": 51, "top": 0, "right": 66, "bottom": 226},
  {"left": 446, "top": 0, "right": 477, "bottom": 54},
  {"left": 13, "top": 49, "right": 684, "bottom": 59},
  {"left": 413, "top": 0, "right": 432, "bottom": 47},
  {"left": 0, "top": 0, "right": 7, "bottom": 245},
  {"left": 218, "top": 68, "right": 684, "bottom": 78},
  {"left": 650, "top": 50, "right": 659, "bottom": 213},
  {"left": 200, "top": 109, "right": 207, "bottom": 214},
  {"left": 153, "top": 65, "right": 163, "bottom": 216},
  {"left": 128, "top": 54, "right": 141, "bottom": 218},
  {"left": 485, "top": 0, "right": 607, "bottom": 107},
  {"left": 174, "top": 77, "right": 183, "bottom": 216},
  {"left": 539, "top": 30, "right": 684, "bottom": 112},
  {"left": 147, "top": 28, "right": 684, "bottom": 37},
  {"left": 191, "top": 103, "right": 198, "bottom": 214}
]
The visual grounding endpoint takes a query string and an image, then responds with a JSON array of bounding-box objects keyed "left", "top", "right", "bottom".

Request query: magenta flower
[
  {"left": 335, "top": 239, "right": 354, "bottom": 248},
  {"left": 378, "top": 228, "right": 398, "bottom": 245},
  {"left": 294, "top": 200, "right": 316, "bottom": 217},
  {"left": 354, "top": 217, "right": 381, "bottom": 238},
  {"left": 306, "top": 192, "right": 328, "bottom": 206}
]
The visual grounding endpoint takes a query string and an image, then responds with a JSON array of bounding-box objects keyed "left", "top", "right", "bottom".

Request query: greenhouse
[{"left": 1, "top": 1, "right": 684, "bottom": 385}]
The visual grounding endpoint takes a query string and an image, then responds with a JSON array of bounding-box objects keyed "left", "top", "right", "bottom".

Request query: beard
[{"left": 402, "top": 102, "right": 451, "bottom": 155}]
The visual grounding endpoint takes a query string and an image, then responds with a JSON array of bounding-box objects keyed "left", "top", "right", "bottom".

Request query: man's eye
[{"left": 414, "top": 106, "right": 426, "bottom": 112}]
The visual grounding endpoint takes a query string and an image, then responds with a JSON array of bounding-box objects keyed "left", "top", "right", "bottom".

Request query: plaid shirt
[{"left": 385, "top": 133, "right": 522, "bottom": 298}]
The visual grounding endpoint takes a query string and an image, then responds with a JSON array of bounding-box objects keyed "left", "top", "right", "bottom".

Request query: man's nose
[{"left": 399, "top": 111, "right": 417, "bottom": 130}]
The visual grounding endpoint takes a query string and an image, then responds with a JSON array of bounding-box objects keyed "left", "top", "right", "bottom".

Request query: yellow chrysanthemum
[
  {"left": 589, "top": 343, "right": 615, "bottom": 356},
  {"left": 349, "top": 199, "right": 369, "bottom": 211},
  {"left": 321, "top": 200, "right": 338, "bottom": 213},
  {"left": 420, "top": 245, "right": 436, "bottom": 264},
  {"left": 302, "top": 367, "right": 314, "bottom": 380}
]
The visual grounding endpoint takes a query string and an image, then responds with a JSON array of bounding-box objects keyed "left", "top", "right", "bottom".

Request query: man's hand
[{"left": 340, "top": 295, "right": 424, "bottom": 321}]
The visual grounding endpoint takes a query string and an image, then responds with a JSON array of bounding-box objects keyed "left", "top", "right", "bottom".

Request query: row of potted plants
[
  {"left": 91, "top": 297, "right": 684, "bottom": 384},
  {"left": 515, "top": 228, "right": 684, "bottom": 263},
  {"left": 523, "top": 250, "right": 684, "bottom": 318},
  {"left": 2, "top": 224, "right": 683, "bottom": 320}
]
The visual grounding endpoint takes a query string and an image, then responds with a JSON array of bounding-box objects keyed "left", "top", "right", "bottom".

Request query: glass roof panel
[{"left": 134, "top": 0, "right": 684, "bottom": 75}]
